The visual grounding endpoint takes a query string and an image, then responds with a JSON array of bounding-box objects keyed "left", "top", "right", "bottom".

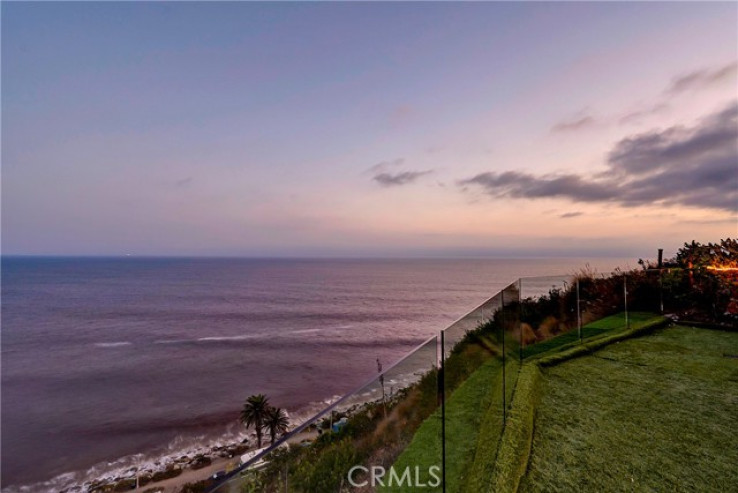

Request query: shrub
[
  {"left": 292, "top": 439, "right": 359, "bottom": 492},
  {"left": 112, "top": 479, "right": 136, "bottom": 492},
  {"left": 151, "top": 467, "right": 182, "bottom": 482},
  {"left": 189, "top": 455, "right": 212, "bottom": 470},
  {"left": 179, "top": 480, "right": 211, "bottom": 493},
  {"left": 488, "top": 364, "right": 541, "bottom": 493}
]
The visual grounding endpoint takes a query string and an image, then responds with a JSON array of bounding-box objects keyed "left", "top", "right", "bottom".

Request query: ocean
[{"left": 0, "top": 257, "right": 632, "bottom": 491}]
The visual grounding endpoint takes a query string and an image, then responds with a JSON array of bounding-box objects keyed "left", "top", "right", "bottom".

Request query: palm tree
[
  {"left": 240, "top": 394, "right": 270, "bottom": 448},
  {"left": 264, "top": 406, "right": 290, "bottom": 445}
]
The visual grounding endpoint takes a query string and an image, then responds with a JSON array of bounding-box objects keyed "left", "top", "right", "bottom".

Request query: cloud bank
[
  {"left": 462, "top": 101, "right": 738, "bottom": 212},
  {"left": 367, "top": 158, "right": 405, "bottom": 174},
  {"left": 666, "top": 62, "right": 738, "bottom": 95},
  {"left": 560, "top": 211, "right": 583, "bottom": 218},
  {"left": 374, "top": 170, "right": 433, "bottom": 187},
  {"left": 551, "top": 115, "right": 596, "bottom": 133}
]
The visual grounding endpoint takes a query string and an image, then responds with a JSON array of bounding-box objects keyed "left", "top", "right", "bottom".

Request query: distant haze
[{"left": 2, "top": 2, "right": 736, "bottom": 258}]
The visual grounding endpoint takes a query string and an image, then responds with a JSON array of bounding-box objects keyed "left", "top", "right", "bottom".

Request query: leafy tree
[
  {"left": 676, "top": 238, "right": 738, "bottom": 269},
  {"left": 240, "top": 394, "right": 270, "bottom": 448},
  {"left": 658, "top": 238, "right": 738, "bottom": 320},
  {"left": 264, "top": 406, "right": 289, "bottom": 445}
]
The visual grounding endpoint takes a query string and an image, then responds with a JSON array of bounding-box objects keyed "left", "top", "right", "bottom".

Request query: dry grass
[{"left": 517, "top": 323, "right": 537, "bottom": 346}]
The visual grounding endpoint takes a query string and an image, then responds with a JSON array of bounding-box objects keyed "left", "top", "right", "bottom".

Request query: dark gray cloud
[
  {"left": 174, "top": 177, "right": 193, "bottom": 187},
  {"left": 607, "top": 102, "right": 737, "bottom": 177},
  {"left": 551, "top": 115, "right": 596, "bottom": 133},
  {"left": 367, "top": 158, "right": 404, "bottom": 174},
  {"left": 374, "top": 170, "right": 433, "bottom": 187},
  {"left": 461, "top": 101, "right": 738, "bottom": 212},
  {"left": 560, "top": 211, "right": 583, "bottom": 218},
  {"left": 462, "top": 171, "right": 617, "bottom": 201},
  {"left": 666, "top": 61, "right": 737, "bottom": 95}
]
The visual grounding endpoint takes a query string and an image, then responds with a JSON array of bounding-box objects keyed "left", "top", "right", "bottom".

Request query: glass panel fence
[
  {"left": 211, "top": 336, "right": 439, "bottom": 493},
  {"left": 518, "top": 275, "right": 576, "bottom": 359},
  {"left": 661, "top": 267, "right": 688, "bottom": 316},
  {"left": 442, "top": 292, "right": 501, "bottom": 351},
  {"left": 441, "top": 291, "right": 504, "bottom": 493},
  {"left": 659, "top": 266, "right": 731, "bottom": 322},
  {"left": 569, "top": 271, "right": 632, "bottom": 347},
  {"left": 499, "top": 282, "right": 521, "bottom": 418},
  {"left": 625, "top": 268, "right": 663, "bottom": 315},
  {"left": 208, "top": 285, "right": 528, "bottom": 493}
]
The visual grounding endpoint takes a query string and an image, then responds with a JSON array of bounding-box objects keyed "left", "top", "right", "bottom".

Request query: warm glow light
[{"left": 706, "top": 265, "right": 738, "bottom": 272}]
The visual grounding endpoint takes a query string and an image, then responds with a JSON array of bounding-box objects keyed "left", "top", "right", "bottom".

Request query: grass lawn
[
  {"left": 384, "top": 357, "right": 508, "bottom": 492},
  {"left": 521, "top": 311, "right": 660, "bottom": 359},
  {"left": 519, "top": 325, "right": 738, "bottom": 492}
]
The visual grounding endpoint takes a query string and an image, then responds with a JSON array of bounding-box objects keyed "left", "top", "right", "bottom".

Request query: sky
[{"left": 2, "top": 2, "right": 737, "bottom": 258}]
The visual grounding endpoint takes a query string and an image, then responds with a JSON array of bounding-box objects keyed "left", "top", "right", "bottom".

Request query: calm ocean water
[{"left": 1, "top": 257, "right": 632, "bottom": 490}]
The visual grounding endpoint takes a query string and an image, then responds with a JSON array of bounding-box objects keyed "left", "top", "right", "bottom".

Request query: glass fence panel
[
  {"left": 442, "top": 291, "right": 504, "bottom": 493},
  {"left": 379, "top": 336, "right": 441, "bottom": 492},
  {"left": 499, "top": 281, "right": 521, "bottom": 360},
  {"left": 660, "top": 266, "right": 737, "bottom": 323},
  {"left": 499, "top": 282, "right": 520, "bottom": 421},
  {"left": 573, "top": 271, "right": 631, "bottom": 343},
  {"left": 518, "top": 275, "right": 576, "bottom": 359},
  {"left": 626, "top": 269, "right": 663, "bottom": 315},
  {"left": 662, "top": 267, "right": 688, "bottom": 316},
  {"left": 442, "top": 292, "right": 502, "bottom": 351},
  {"left": 212, "top": 336, "right": 440, "bottom": 493}
]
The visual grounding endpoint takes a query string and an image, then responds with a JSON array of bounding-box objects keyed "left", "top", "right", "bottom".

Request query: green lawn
[
  {"left": 519, "top": 325, "right": 738, "bottom": 492},
  {"left": 384, "top": 357, "right": 507, "bottom": 492},
  {"left": 521, "top": 311, "right": 659, "bottom": 359}
]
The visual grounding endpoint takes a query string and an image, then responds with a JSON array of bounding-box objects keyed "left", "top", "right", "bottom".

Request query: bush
[
  {"left": 112, "top": 479, "right": 136, "bottom": 492},
  {"left": 189, "top": 455, "right": 212, "bottom": 470},
  {"left": 179, "top": 480, "right": 211, "bottom": 493},
  {"left": 487, "top": 364, "right": 541, "bottom": 493},
  {"left": 292, "top": 439, "right": 359, "bottom": 492},
  {"left": 151, "top": 467, "right": 182, "bottom": 482}
]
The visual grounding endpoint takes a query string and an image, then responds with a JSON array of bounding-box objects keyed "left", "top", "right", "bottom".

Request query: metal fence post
[
  {"left": 624, "top": 275, "right": 630, "bottom": 329},
  {"left": 501, "top": 287, "right": 506, "bottom": 425},
  {"left": 659, "top": 269, "right": 664, "bottom": 314},
  {"left": 577, "top": 279, "right": 582, "bottom": 343},
  {"left": 518, "top": 278, "right": 523, "bottom": 363},
  {"left": 440, "top": 330, "right": 446, "bottom": 493}
]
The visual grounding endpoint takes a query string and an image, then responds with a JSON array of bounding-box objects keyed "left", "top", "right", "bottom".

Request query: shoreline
[
  {"left": 1, "top": 418, "right": 289, "bottom": 493},
  {"left": 5, "top": 348, "right": 423, "bottom": 493},
  {"left": 127, "top": 429, "right": 320, "bottom": 493},
  {"left": 9, "top": 429, "right": 256, "bottom": 493},
  {"left": 5, "top": 340, "right": 428, "bottom": 493},
  {"left": 3, "top": 397, "right": 344, "bottom": 493}
]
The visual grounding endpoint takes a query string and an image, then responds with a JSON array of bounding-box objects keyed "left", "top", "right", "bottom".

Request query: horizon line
[{"left": 0, "top": 253, "right": 642, "bottom": 260}]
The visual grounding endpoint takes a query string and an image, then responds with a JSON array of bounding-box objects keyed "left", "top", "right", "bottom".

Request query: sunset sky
[{"left": 3, "top": 2, "right": 737, "bottom": 258}]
